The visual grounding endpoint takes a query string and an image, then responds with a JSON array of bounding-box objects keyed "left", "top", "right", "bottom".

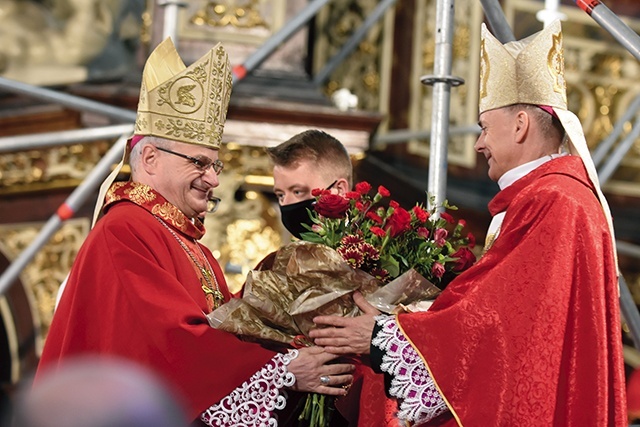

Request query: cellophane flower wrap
[{"left": 207, "top": 181, "right": 476, "bottom": 426}]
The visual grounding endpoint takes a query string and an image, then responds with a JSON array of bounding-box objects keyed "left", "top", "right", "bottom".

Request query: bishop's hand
[
  {"left": 309, "top": 292, "right": 380, "bottom": 355},
  {"left": 287, "top": 346, "right": 354, "bottom": 395}
]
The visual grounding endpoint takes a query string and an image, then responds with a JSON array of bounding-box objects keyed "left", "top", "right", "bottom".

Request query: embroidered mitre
[
  {"left": 134, "top": 38, "right": 232, "bottom": 149},
  {"left": 479, "top": 20, "right": 566, "bottom": 114}
]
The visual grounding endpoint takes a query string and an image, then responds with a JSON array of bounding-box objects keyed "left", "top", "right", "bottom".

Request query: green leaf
[
  {"left": 299, "top": 232, "right": 326, "bottom": 244},
  {"left": 381, "top": 255, "right": 400, "bottom": 278}
]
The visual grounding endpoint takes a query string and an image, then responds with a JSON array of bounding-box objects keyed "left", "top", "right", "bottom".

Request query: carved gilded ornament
[
  {"left": 0, "top": 219, "right": 90, "bottom": 344},
  {"left": 190, "top": 1, "right": 269, "bottom": 29},
  {"left": 315, "top": 0, "right": 386, "bottom": 111}
]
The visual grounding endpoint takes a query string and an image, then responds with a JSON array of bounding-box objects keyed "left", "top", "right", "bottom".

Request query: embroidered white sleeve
[
  {"left": 371, "top": 315, "right": 448, "bottom": 425},
  {"left": 200, "top": 349, "right": 298, "bottom": 427}
]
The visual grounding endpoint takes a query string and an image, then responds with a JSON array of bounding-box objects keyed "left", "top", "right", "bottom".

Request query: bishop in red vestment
[{"left": 36, "top": 38, "right": 353, "bottom": 426}]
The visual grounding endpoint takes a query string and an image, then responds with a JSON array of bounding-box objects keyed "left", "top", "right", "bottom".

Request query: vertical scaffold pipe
[
  {"left": 159, "top": 1, "right": 187, "bottom": 45},
  {"left": 420, "top": 0, "right": 464, "bottom": 211}
]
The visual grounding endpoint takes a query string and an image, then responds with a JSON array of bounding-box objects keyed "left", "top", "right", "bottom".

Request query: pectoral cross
[{"left": 200, "top": 269, "right": 224, "bottom": 308}]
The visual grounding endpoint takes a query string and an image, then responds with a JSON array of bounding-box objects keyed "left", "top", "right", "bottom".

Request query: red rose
[
  {"left": 355, "top": 181, "right": 372, "bottom": 195},
  {"left": 412, "top": 205, "right": 429, "bottom": 223},
  {"left": 346, "top": 191, "right": 361, "bottom": 200},
  {"left": 311, "top": 188, "right": 326, "bottom": 197},
  {"left": 389, "top": 200, "right": 399, "bottom": 209},
  {"left": 378, "top": 185, "right": 390, "bottom": 197},
  {"left": 431, "top": 262, "right": 445, "bottom": 279},
  {"left": 452, "top": 247, "right": 476, "bottom": 272},
  {"left": 385, "top": 206, "right": 412, "bottom": 237},
  {"left": 315, "top": 194, "right": 350, "bottom": 218}
]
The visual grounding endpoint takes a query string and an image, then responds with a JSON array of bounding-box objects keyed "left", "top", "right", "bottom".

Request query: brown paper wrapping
[{"left": 207, "top": 241, "right": 441, "bottom": 345}]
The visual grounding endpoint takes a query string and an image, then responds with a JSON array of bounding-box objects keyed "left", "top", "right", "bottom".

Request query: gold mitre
[
  {"left": 134, "top": 37, "right": 232, "bottom": 149},
  {"left": 479, "top": 20, "right": 566, "bottom": 114}
]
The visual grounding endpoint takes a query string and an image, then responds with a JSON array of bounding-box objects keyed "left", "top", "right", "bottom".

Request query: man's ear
[
  {"left": 334, "top": 178, "right": 350, "bottom": 196},
  {"left": 514, "top": 110, "right": 530, "bottom": 144},
  {"left": 140, "top": 144, "right": 160, "bottom": 175}
]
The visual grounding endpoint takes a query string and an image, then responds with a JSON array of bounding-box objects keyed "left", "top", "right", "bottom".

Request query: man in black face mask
[
  {"left": 261, "top": 129, "right": 354, "bottom": 427},
  {"left": 267, "top": 129, "right": 352, "bottom": 239}
]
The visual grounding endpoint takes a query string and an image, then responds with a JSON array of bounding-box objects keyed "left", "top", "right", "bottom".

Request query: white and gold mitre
[
  {"left": 479, "top": 20, "right": 566, "bottom": 115},
  {"left": 134, "top": 38, "right": 232, "bottom": 149}
]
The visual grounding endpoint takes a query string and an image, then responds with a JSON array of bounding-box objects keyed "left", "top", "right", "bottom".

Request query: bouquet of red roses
[
  {"left": 208, "top": 181, "right": 476, "bottom": 426},
  {"left": 300, "top": 181, "right": 476, "bottom": 292}
]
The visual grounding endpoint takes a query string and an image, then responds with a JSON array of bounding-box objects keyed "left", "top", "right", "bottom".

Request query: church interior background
[{"left": 1, "top": 0, "right": 640, "bottom": 418}]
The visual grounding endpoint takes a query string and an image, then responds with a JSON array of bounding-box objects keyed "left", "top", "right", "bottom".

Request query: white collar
[{"left": 497, "top": 153, "right": 567, "bottom": 190}]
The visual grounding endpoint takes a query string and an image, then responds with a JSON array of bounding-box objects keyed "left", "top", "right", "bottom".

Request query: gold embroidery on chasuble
[
  {"left": 152, "top": 202, "right": 189, "bottom": 232},
  {"left": 125, "top": 184, "right": 157, "bottom": 205}
]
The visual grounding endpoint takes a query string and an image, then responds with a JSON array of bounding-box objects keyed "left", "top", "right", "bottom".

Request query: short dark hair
[
  {"left": 505, "top": 104, "right": 566, "bottom": 144},
  {"left": 266, "top": 130, "right": 353, "bottom": 186}
]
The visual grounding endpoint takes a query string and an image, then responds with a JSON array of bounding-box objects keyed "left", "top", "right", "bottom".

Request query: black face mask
[{"left": 279, "top": 198, "right": 315, "bottom": 239}]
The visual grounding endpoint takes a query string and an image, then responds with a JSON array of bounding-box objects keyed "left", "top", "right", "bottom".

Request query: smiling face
[
  {"left": 152, "top": 141, "right": 221, "bottom": 218},
  {"left": 475, "top": 107, "right": 522, "bottom": 181}
]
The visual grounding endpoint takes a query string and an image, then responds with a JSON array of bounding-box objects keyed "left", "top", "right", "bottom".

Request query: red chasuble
[
  {"left": 398, "top": 156, "right": 626, "bottom": 426},
  {"left": 37, "top": 182, "right": 277, "bottom": 421}
]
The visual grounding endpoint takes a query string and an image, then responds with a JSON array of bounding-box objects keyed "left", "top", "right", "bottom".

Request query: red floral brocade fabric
[
  {"left": 334, "top": 357, "right": 404, "bottom": 427},
  {"left": 398, "top": 156, "right": 626, "bottom": 426}
]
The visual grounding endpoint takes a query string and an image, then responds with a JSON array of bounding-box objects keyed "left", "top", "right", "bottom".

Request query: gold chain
[{"left": 153, "top": 215, "right": 224, "bottom": 309}]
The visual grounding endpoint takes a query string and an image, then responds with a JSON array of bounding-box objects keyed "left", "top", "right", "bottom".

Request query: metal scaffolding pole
[
  {"left": 592, "top": 94, "right": 640, "bottom": 168},
  {"left": 598, "top": 115, "right": 640, "bottom": 185},
  {"left": 313, "top": 0, "right": 398, "bottom": 85},
  {"left": 573, "top": 0, "right": 640, "bottom": 62},
  {"left": 0, "top": 136, "right": 128, "bottom": 297},
  {"left": 421, "top": 0, "right": 463, "bottom": 210},
  {"left": 372, "top": 124, "right": 480, "bottom": 147},
  {"left": 232, "top": 0, "right": 332, "bottom": 83},
  {"left": 159, "top": 0, "right": 187, "bottom": 44},
  {"left": 0, "top": 76, "right": 136, "bottom": 123},
  {"left": 479, "top": 0, "right": 515, "bottom": 42},
  {"left": 0, "top": 124, "right": 134, "bottom": 153}
]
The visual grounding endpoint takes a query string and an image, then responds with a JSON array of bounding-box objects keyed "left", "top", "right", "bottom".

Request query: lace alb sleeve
[
  {"left": 371, "top": 315, "right": 448, "bottom": 425},
  {"left": 200, "top": 349, "right": 298, "bottom": 427}
]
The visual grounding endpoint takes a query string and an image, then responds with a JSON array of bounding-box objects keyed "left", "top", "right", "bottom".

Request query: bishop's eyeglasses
[{"left": 155, "top": 146, "right": 224, "bottom": 175}]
